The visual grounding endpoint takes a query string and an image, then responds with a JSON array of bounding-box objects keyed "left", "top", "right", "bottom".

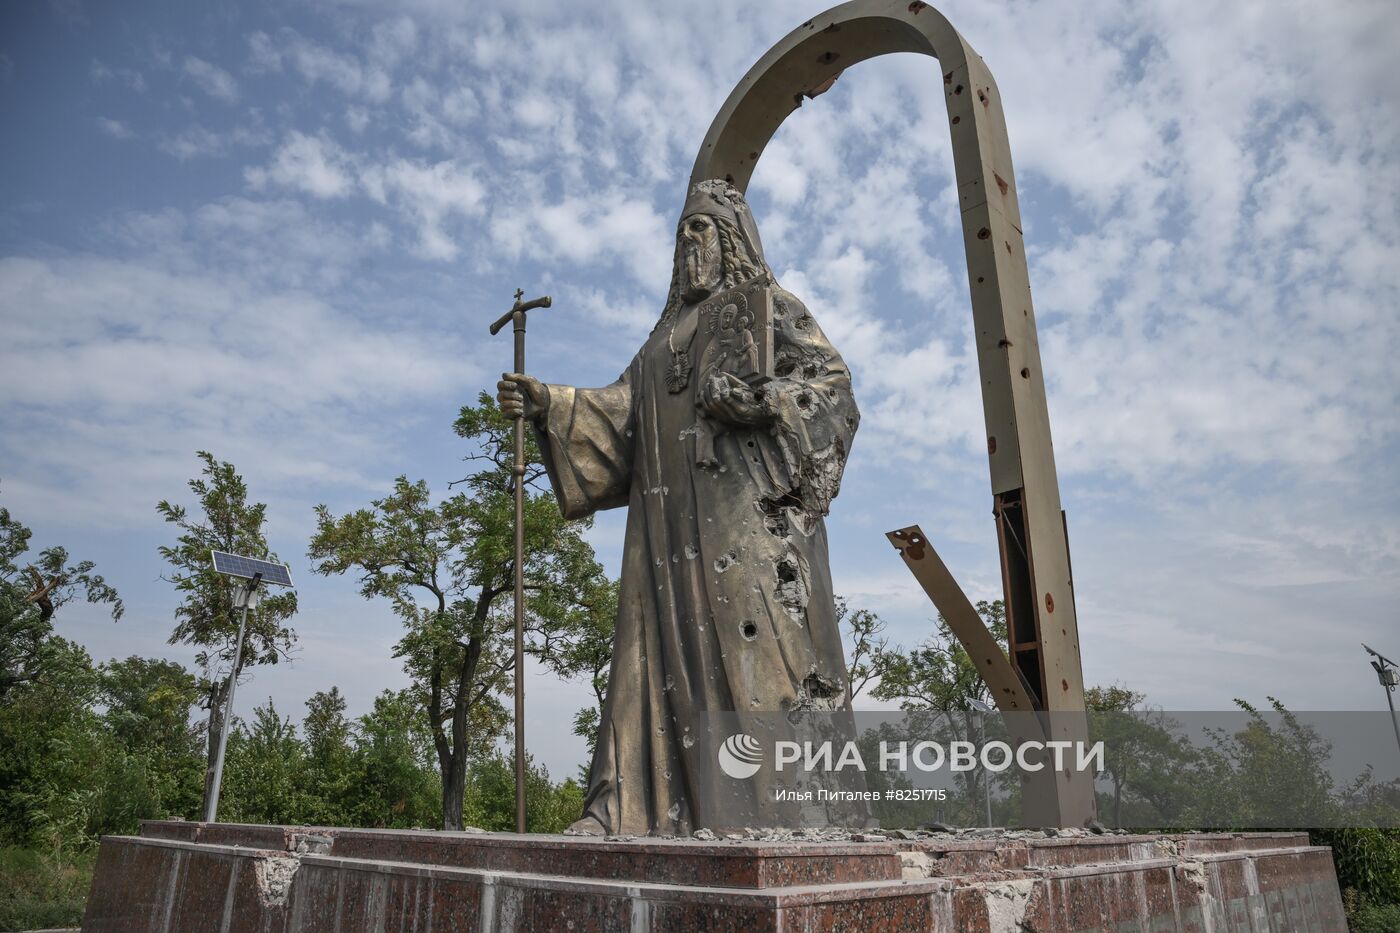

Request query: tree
[
  {"left": 309, "top": 395, "right": 614, "bottom": 830},
  {"left": 1, "top": 492, "right": 122, "bottom": 701},
  {"left": 157, "top": 452, "right": 298, "bottom": 811},
  {"left": 839, "top": 597, "right": 887, "bottom": 702},
  {"left": 0, "top": 638, "right": 106, "bottom": 849},
  {"left": 462, "top": 752, "right": 585, "bottom": 833},
  {"left": 99, "top": 656, "right": 204, "bottom": 823},
  {"left": 217, "top": 699, "right": 307, "bottom": 825},
  {"left": 534, "top": 577, "right": 617, "bottom": 755},
  {"left": 868, "top": 600, "right": 1007, "bottom": 712},
  {"left": 300, "top": 688, "right": 357, "bottom": 825},
  {"left": 352, "top": 689, "right": 442, "bottom": 828}
]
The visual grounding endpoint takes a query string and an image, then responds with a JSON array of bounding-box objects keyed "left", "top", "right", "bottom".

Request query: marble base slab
[{"left": 81, "top": 821, "right": 1347, "bottom": 931}]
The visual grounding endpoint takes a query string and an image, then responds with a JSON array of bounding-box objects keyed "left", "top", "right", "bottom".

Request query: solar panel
[{"left": 210, "top": 551, "right": 294, "bottom": 587}]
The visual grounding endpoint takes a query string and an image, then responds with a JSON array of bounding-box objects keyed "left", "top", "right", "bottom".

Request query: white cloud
[
  {"left": 0, "top": 240, "right": 473, "bottom": 530},
  {"left": 182, "top": 55, "right": 239, "bottom": 102},
  {"left": 95, "top": 116, "right": 131, "bottom": 139},
  {"left": 361, "top": 157, "right": 485, "bottom": 259},
  {"left": 158, "top": 125, "right": 222, "bottom": 159},
  {"left": 247, "top": 28, "right": 392, "bottom": 103},
  {"left": 89, "top": 58, "right": 146, "bottom": 91},
  {"left": 246, "top": 131, "right": 355, "bottom": 198}
]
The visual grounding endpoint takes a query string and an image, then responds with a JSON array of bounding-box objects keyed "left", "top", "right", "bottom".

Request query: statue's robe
[{"left": 536, "top": 282, "right": 861, "bottom": 835}]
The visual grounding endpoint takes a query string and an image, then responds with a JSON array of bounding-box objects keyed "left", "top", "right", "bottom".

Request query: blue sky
[{"left": 2, "top": 0, "right": 1397, "bottom": 783}]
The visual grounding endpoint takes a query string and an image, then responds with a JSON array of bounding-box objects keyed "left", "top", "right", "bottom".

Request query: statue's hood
[{"left": 680, "top": 179, "right": 766, "bottom": 267}]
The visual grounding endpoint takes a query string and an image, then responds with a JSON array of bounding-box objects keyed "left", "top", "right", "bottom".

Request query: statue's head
[{"left": 665, "top": 180, "right": 768, "bottom": 314}]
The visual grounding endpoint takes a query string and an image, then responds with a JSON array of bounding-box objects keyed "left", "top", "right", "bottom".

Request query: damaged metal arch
[{"left": 691, "top": 0, "right": 1095, "bottom": 826}]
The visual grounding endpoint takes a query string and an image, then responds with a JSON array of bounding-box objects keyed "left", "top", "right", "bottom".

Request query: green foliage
[
  {"left": 351, "top": 689, "right": 442, "bottom": 828},
  {"left": 838, "top": 597, "right": 887, "bottom": 702},
  {"left": 157, "top": 452, "right": 298, "bottom": 677},
  {"left": 157, "top": 452, "right": 298, "bottom": 812},
  {"left": 1314, "top": 828, "right": 1400, "bottom": 906},
  {"left": 542, "top": 576, "right": 617, "bottom": 755},
  {"left": 0, "top": 491, "right": 122, "bottom": 701},
  {"left": 0, "top": 641, "right": 203, "bottom": 852},
  {"left": 1342, "top": 886, "right": 1400, "bottom": 932},
  {"left": 1084, "top": 686, "right": 1200, "bottom": 828},
  {"left": 867, "top": 600, "right": 1007, "bottom": 712},
  {"left": 213, "top": 692, "right": 445, "bottom": 829},
  {"left": 298, "top": 687, "right": 358, "bottom": 825},
  {"left": 217, "top": 699, "right": 310, "bottom": 825},
  {"left": 461, "top": 753, "right": 586, "bottom": 834},
  {"left": 309, "top": 395, "right": 614, "bottom": 829},
  {"left": 100, "top": 656, "right": 204, "bottom": 822},
  {"left": 0, "top": 846, "right": 94, "bottom": 932}
]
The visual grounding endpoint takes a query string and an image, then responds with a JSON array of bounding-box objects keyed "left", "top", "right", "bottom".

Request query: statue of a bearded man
[{"left": 498, "top": 180, "right": 861, "bottom": 836}]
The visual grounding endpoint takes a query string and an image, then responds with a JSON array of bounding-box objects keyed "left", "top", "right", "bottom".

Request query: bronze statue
[{"left": 497, "top": 179, "right": 860, "bottom": 835}]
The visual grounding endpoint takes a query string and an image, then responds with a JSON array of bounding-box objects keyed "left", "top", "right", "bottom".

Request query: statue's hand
[
  {"left": 700, "top": 372, "right": 771, "bottom": 427},
  {"left": 497, "top": 373, "right": 550, "bottom": 421}
]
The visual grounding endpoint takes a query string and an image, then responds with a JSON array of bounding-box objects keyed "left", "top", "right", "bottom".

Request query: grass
[{"left": 0, "top": 847, "right": 93, "bottom": 932}]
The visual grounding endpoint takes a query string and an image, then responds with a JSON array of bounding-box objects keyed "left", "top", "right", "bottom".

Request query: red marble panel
[
  {"left": 423, "top": 875, "right": 483, "bottom": 933},
  {"left": 949, "top": 885, "right": 993, "bottom": 933},
  {"left": 649, "top": 899, "right": 778, "bottom": 932},
  {"left": 167, "top": 849, "right": 235, "bottom": 931}
]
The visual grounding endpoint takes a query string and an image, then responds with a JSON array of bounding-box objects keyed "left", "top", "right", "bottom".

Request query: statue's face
[{"left": 679, "top": 213, "right": 721, "bottom": 302}]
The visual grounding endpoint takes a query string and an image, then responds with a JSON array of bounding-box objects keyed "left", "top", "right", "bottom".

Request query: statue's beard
[{"left": 682, "top": 239, "right": 721, "bottom": 302}]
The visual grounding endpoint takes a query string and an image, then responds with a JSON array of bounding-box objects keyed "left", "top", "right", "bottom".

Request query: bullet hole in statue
[{"left": 758, "top": 494, "right": 803, "bottom": 538}]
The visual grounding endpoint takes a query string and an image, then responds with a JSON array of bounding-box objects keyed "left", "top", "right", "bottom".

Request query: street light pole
[
  {"left": 1364, "top": 643, "right": 1400, "bottom": 757},
  {"left": 204, "top": 573, "right": 260, "bottom": 823}
]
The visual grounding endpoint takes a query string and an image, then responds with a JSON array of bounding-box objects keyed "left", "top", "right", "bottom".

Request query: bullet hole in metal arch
[
  {"left": 1020, "top": 368, "right": 1030, "bottom": 378},
  {"left": 740, "top": 621, "right": 758, "bottom": 641}
]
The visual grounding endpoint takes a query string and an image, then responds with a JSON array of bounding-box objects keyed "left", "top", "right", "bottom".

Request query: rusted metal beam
[{"left": 886, "top": 526, "right": 1037, "bottom": 715}]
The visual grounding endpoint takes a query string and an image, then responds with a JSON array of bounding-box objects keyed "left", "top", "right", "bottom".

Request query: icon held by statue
[{"left": 689, "top": 279, "right": 774, "bottom": 467}]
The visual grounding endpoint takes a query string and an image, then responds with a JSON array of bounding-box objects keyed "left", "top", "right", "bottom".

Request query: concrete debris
[
  {"left": 981, "top": 878, "right": 1035, "bottom": 933},
  {"left": 254, "top": 855, "right": 299, "bottom": 909}
]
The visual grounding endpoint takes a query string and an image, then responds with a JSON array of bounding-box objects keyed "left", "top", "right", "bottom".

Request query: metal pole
[
  {"left": 1384, "top": 683, "right": 1400, "bottom": 758},
  {"left": 204, "top": 575, "right": 257, "bottom": 823},
  {"left": 489, "top": 290, "right": 552, "bottom": 836},
  {"left": 983, "top": 716, "right": 993, "bottom": 827},
  {"left": 1365, "top": 645, "right": 1400, "bottom": 757},
  {"left": 967, "top": 698, "right": 994, "bottom": 826},
  {"left": 512, "top": 308, "right": 528, "bottom": 835}
]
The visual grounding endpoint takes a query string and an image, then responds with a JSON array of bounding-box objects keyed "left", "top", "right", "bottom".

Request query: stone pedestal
[{"left": 82, "top": 821, "right": 1346, "bottom": 931}]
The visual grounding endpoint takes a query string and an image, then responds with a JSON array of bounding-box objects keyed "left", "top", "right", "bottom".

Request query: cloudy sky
[{"left": 2, "top": 0, "right": 1397, "bottom": 782}]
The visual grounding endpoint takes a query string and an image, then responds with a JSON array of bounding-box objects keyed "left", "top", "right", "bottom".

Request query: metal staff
[{"left": 489, "top": 288, "right": 553, "bottom": 834}]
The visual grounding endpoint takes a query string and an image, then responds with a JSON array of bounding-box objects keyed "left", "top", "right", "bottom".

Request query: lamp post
[
  {"left": 204, "top": 551, "right": 294, "bottom": 823},
  {"left": 1364, "top": 643, "right": 1400, "bottom": 757}
]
